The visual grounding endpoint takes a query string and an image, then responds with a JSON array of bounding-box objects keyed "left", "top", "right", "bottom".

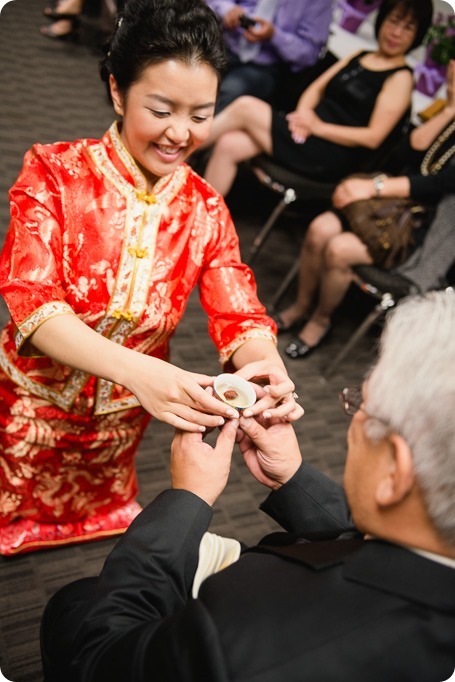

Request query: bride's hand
[
  {"left": 234, "top": 360, "right": 304, "bottom": 422},
  {"left": 125, "top": 354, "right": 240, "bottom": 432}
]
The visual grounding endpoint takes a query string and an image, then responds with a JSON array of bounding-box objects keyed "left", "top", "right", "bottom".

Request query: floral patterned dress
[{"left": 0, "top": 122, "right": 276, "bottom": 555}]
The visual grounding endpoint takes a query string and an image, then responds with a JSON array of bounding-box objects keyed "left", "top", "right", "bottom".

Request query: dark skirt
[{"left": 271, "top": 110, "right": 366, "bottom": 182}]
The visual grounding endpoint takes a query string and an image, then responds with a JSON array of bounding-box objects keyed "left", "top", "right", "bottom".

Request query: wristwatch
[{"left": 373, "top": 174, "right": 386, "bottom": 197}]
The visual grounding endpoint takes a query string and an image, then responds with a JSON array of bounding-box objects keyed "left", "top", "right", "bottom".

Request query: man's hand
[
  {"left": 171, "top": 419, "right": 238, "bottom": 506},
  {"left": 223, "top": 5, "right": 244, "bottom": 29},
  {"left": 243, "top": 17, "right": 274, "bottom": 43},
  {"left": 237, "top": 416, "right": 302, "bottom": 490}
]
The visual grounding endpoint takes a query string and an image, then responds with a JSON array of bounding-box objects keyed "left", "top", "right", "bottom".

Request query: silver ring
[{"left": 292, "top": 392, "right": 299, "bottom": 400}]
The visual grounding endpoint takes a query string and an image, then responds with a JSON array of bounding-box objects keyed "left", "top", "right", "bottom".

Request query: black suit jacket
[{"left": 41, "top": 462, "right": 455, "bottom": 682}]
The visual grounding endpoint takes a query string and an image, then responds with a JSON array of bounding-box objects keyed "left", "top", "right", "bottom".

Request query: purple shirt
[{"left": 206, "top": 0, "right": 333, "bottom": 72}]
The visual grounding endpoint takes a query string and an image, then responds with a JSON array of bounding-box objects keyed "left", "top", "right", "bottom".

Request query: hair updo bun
[{"left": 99, "top": 0, "right": 227, "bottom": 103}]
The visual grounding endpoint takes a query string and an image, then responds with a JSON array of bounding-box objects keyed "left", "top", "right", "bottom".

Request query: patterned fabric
[
  {"left": 0, "top": 123, "right": 276, "bottom": 555},
  {"left": 396, "top": 193, "right": 455, "bottom": 291}
]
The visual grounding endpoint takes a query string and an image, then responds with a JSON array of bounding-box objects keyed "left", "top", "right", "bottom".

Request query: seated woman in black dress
[
  {"left": 279, "top": 60, "right": 455, "bottom": 359},
  {"left": 202, "top": 0, "right": 433, "bottom": 197}
]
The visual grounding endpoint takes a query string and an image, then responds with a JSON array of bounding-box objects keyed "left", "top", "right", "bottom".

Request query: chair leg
[
  {"left": 246, "top": 200, "right": 288, "bottom": 265},
  {"left": 246, "top": 189, "right": 296, "bottom": 266},
  {"left": 323, "top": 296, "right": 395, "bottom": 378},
  {"left": 269, "top": 257, "right": 300, "bottom": 309}
]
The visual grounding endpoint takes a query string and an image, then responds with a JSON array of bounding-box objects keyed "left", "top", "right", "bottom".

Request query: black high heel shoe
[{"left": 285, "top": 325, "right": 332, "bottom": 360}]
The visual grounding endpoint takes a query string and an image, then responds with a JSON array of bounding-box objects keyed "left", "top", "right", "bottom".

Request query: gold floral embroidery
[{"left": 0, "top": 490, "right": 22, "bottom": 517}]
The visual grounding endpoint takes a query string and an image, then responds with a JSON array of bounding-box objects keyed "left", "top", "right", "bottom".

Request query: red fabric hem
[{"left": 0, "top": 500, "right": 142, "bottom": 556}]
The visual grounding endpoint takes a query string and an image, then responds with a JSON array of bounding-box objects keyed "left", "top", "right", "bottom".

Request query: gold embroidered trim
[
  {"left": 0, "top": 344, "right": 90, "bottom": 412},
  {"left": 86, "top": 131, "right": 189, "bottom": 414},
  {"left": 94, "top": 379, "right": 141, "bottom": 415},
  {"left": 107, "top": 121, "right": 190, "bottom": 205},
  {"left": 15, "top": 301, "right": 74, "bottom": 350},
  {"left": 219, "top": 329, "right": 277, "bottom": 366},
  {"left": 109, "top": 121, "right": 148, "bottom": 190}
]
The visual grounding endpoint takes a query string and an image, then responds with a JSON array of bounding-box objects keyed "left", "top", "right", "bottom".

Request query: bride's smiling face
[{"left": 110, "top": 59, "right": 218, "bottom": 188}]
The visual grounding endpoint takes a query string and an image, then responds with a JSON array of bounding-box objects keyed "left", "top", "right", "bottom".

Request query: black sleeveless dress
[{"left": 271, "top": 51, "right": 412, "bottom": 181}]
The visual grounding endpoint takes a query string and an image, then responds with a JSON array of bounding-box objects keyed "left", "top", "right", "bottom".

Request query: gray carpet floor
[{"left": 0, "top": 2, "right": 380, "bottom": 679}]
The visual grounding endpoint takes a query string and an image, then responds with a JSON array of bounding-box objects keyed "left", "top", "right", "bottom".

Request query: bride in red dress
[{"left": 0, "top": 0, "right": 302, "bottom": 555}]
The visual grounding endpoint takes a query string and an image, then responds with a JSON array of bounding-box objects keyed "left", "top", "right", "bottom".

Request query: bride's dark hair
[{"left": 99, "top": 0, "right": 228, "bottom": 102}]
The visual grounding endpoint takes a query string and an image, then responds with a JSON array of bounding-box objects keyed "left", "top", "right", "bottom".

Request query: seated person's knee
[
  {"left": 324, "top": 234, "right": 352, "bottom": 270},
  {"left": 306, "top": 212, "right": 341, "bottom": 251}
]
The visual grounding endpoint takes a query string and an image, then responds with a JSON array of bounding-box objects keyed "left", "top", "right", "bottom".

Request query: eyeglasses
[
  {"left": 339, "top": 387, "right": 390, "bottom": 431},
  {"left": 338, "top": 386, "right": 364, "bottom": 416},
  {"left": 384, "top": 14, "right": 417, "bottom": 35}
]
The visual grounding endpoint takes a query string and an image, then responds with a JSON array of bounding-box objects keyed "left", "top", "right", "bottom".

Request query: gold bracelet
[{"left": 373, "top": 174, "right": 386, "bottom": 197}]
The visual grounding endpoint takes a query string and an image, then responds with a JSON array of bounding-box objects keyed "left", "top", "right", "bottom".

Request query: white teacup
[{"left": 213, "top": 373, "right": 257, "bottom": 411}]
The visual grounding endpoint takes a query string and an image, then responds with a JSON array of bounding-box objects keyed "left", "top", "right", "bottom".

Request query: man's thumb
[{"left": 239, "top": 416, "right": 266, "bottom": 444}]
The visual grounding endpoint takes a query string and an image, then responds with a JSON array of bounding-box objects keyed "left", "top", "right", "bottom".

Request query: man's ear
[
  {"left": 375, "top": 434, "right": 415, "bottom": 507},
  {"left": 109, "top": 75, "right": 124, "bottom": 117}
]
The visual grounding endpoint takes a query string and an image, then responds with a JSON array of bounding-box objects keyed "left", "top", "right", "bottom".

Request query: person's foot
[
  {"left": 285, "top": 318, "right": 331, "bottom": 359},
  {"left": 43, "top": 0, "right": 82, "bottom": 19},
  {"left": 40, "top": 18, "right": 77, "bottom": 39},
  {"left": 270, "top": 305, "right": 307, "bottom": 334}
]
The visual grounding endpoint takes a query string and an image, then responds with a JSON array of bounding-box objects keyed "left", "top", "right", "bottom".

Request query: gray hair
[{"left": 365, "top": 289, "right": 455, "bottom": 547}]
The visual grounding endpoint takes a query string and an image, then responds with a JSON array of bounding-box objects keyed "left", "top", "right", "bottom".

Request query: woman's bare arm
[{"left": 312, "top": 68, "right": 413, "bottom": 149}]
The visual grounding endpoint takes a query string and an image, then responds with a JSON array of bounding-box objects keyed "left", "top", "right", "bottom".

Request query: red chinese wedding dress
[{"left": 0, "top": 123, "right": 275, "bottom": 555}]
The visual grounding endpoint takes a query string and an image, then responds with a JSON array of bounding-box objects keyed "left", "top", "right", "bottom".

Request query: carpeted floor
[{"left": 0, "top": 2, "right": 380, "bottom": 680}]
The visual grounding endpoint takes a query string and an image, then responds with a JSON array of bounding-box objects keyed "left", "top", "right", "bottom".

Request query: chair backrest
[
  {"left": 396, "top": 193, "right": 455, "bottom": 292},
  {"left": 352, "top": 264, "right": 420, "bottom": 301}
]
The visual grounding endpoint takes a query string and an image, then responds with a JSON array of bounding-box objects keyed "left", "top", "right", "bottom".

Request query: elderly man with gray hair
[{"left": 41, "top": 290, "right": 455, "bottom": 682}]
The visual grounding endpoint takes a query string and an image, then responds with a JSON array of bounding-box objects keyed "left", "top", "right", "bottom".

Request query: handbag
[{"left": 339, "top": 174, "right": 427, "bottom": 270}]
